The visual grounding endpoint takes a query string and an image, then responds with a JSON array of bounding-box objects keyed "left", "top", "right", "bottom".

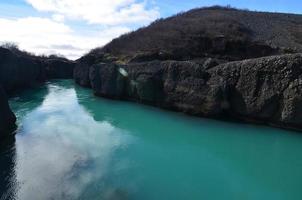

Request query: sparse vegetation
[
  {"left": 0, "top": 42, "right": 68, "bottom": 61},
  {"left": 0, "top": 42, "right": 19, "bottom": 51},
  {"left": 93, "top": 6, "right": 302, "bottom": 62}
]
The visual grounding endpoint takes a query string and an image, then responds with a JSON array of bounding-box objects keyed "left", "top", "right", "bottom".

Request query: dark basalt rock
[
  {"left": 0, "top": 85, "right": 16, "bottom": 139},
  {"left": 210, "top": 53, "right": 302, "bottom": 129},
  {"left": 0, "top": 47, "right": 45, "bottom": 93},
  {"left": 162, "top": 61, "right": 225, "bottom": 116},
  {"left": 0, "top": 47, "right": 75, "bottom": 93},
  {"left": 77, "top": 53, "right": 302, "bottom": 131},
  {"left": 124, "top": 61, "right": 164, "bottom": 104},
  {"left": 89, "top": 63, "right": 126, "bottom": 98},
  {"left": 74, "top": 54, "right": 99, "bottom": 87},
  {"left": 81, "top": 60, "right": 226, "bottom": 115},
  {"left": 128, "top": 51, "right": 175, "bottom": 63},
  {"left": 43, "top": 59, "right": 75, "bottom": 79}
]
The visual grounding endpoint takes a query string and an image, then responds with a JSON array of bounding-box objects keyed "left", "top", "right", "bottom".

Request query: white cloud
[
  {"left": 25, "top": 0, "right": 160, "bottom": 25},
  {"left": 52, "top": 14, "right": 65, "bottom": 22},
  {"left": 0, "top": 0, "right": 159, "bottom": 59},
  {"left": 16, "top": 87, "right": 131, "bottom": 199},
  {"left": 0, "top": 17, "right": 130, "bottom": 59}
]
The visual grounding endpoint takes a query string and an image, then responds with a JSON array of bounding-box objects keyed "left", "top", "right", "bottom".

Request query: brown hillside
[{"left": 89, "top": 6, "right": 302, "bottom": 62}]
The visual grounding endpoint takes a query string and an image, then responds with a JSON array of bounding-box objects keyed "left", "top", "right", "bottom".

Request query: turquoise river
[{"left": 1, "top": 80, "right": 302, "bottom": 200}]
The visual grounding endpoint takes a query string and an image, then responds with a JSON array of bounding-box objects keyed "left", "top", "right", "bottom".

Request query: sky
[{"left": 0, "top": 0, "right": 301, "bottom": 60}]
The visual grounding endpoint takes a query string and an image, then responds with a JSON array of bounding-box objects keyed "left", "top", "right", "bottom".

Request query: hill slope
[{"left": 91, "top": 6, "right": 302, "bottom": 62}]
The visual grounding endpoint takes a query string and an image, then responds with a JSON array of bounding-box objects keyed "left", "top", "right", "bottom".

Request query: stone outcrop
[
  {"left": 43, "top": 59, "right": 75, "bottom": 79},
  {"left": 74, "top": 53, "right": 302, "bottom": 131},
  {"left": 89, "top": 63, "right": 127, "bottom": 98},
  {"left": 209, "top": 53, "right": 302, "bottom": 129},
  {"left": 0, "top": 85, "right": 16, "bottom": 138},
  {"left": 74, "top": 54, "right": 99, "bottom": 87},
  {"left": 0, "top": 47, "right": 75, "bottom": 93},
  {"left": 0, "top": 48, "right": 45, "bottom": 92}
]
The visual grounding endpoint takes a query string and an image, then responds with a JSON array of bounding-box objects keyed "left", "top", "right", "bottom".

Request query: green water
[{"left": 1, "top": 79, "right": 302, "bottom": 200}]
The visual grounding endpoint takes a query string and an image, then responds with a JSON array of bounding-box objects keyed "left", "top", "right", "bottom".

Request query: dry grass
[{"left": 97, "top": 6, "right": 302, "bottom": 61}]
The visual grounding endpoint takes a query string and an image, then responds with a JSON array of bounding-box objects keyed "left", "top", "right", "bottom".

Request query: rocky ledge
[{"left": 74, "top": 53, "right": 302, "bottom": 131}]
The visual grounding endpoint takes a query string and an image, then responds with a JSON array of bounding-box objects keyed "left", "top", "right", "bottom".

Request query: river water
[{"left": 1, "top": 80, "right": 302, "bottom": 200}]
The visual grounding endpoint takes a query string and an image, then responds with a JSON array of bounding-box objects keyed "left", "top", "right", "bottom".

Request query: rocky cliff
[
  {"left": 43, "top": 59, "right": 75, "bottom": 79},
  {"left": 0, "top": 47, "right": 75, "bottom": 93},
  {"left": 74, "top": 54, "right": 302, "bottom": 130},
  {"left": 74, "top": 7, "right": 302, "bottom": 131}
]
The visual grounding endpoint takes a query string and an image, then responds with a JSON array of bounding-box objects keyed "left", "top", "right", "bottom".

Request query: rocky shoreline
[{"left": 74, "top": 53, "right": 302, "bottom": 131}]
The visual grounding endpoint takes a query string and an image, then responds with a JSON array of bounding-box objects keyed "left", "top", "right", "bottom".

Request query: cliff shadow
[{"left": 0, "top": 136, "right": 17, "bottom": 200}]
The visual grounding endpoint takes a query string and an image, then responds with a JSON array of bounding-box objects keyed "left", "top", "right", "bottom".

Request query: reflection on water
[
  {"left": 2, "top": 80, "right": 302, "bottom": 200},
  {"left": 0, "top": 137, "right": 17, "bottom": 200},
  {"left": 4, "top": 81, "right": 131, "bottom": 200}
]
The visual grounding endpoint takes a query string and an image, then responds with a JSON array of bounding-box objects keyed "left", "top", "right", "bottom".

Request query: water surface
[{"left": 1, "top": 80, "right": 302, "bottom": 200}]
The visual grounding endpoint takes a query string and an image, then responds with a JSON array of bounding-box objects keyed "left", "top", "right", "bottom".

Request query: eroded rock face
[
  {"left": 124, "top": 61, "right": 164, "bottom": 104},
  {"left": 0, "top": 48, "right": 45, "bottom": 92},
  {"left": 160, "top": 61, "right": 223, "bottom": 115},
  {"left": 43, "top": 59, "right": 75, "bottom": 79},
  {"left": 210, "top": 53, "right": 302, "bottom": 128},
  {"left": 74, "top": 55, "right": 99, "bottom": 87},
  {"left": 89, "top": 63, "right": 126, "bottom": 98},
  {"left": 0, "top": 48, "right": 75, "bottom": 93},
  {"left": 0, "top": 85, "right": 16, "bottom": 139},
  {"left": 78, "top": 53, "right": 302, "bottom": 130}
]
